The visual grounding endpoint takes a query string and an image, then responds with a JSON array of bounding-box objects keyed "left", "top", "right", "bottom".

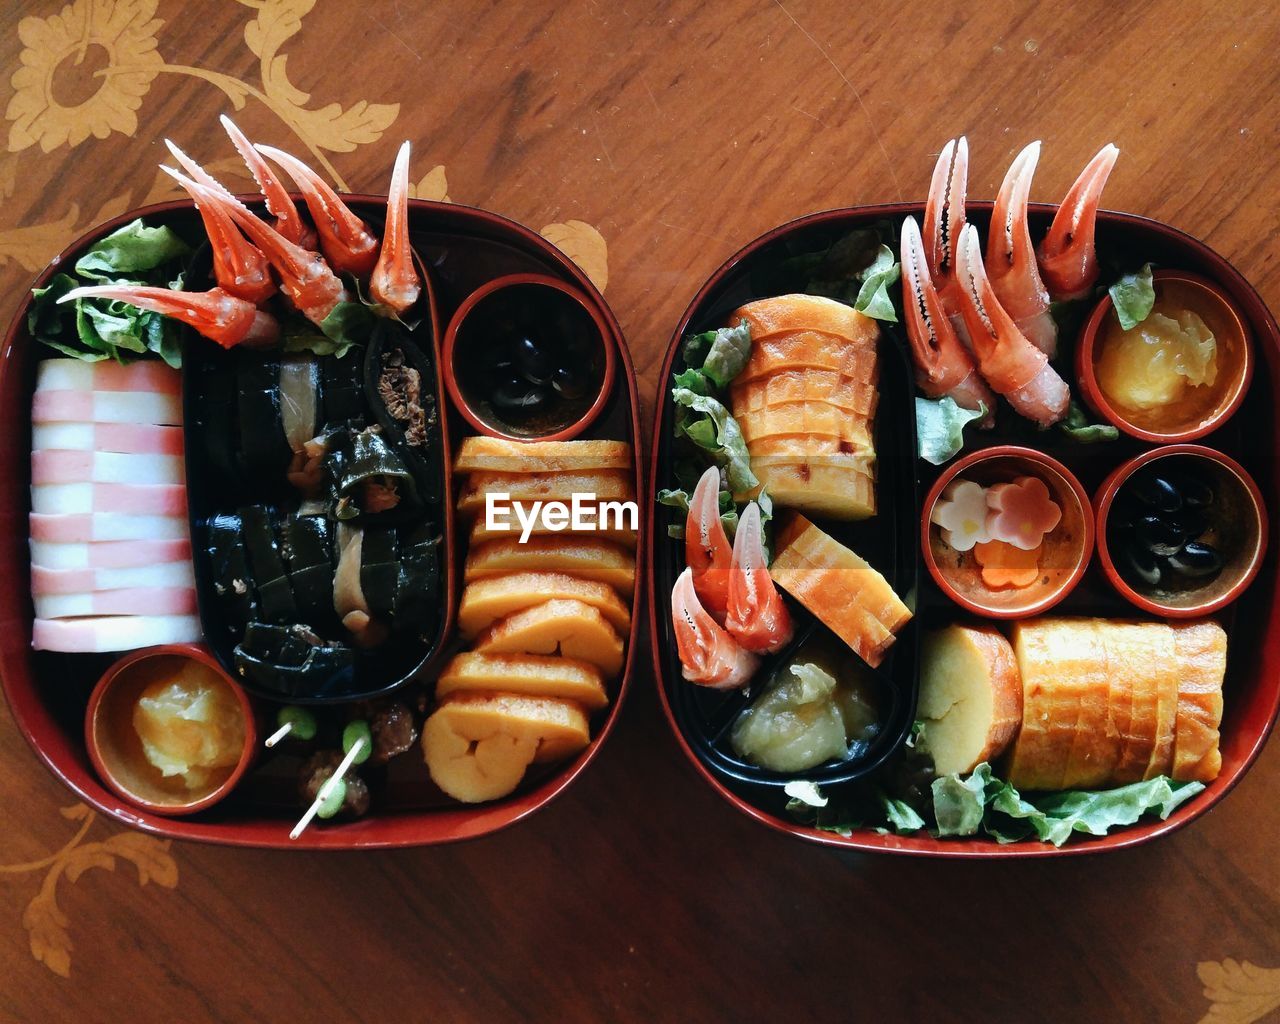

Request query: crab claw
[
  {"left": 686, "top": 466, "right": 733, "bottom": 624},
  {"left": 59, "top": 284, "right": 279, "bottom": 349},
  {"left": 254, "top": 144, "right": 379, "bottom": 277},
  {"left": 369, "top": 141, "right": 422, "bottom": 316},
  {"left": 986, "top": 142, "right": 1056, "bottom": 357},
  {"left": 671, "top": 567, "right": 758, "bottom": 690},
  {"left": 955, "top": 224, "right": 1069, "bottom": 427},
  {"left": 219, "top": 116, "right": 318, "bottom": 250},
  {"left": 725, "top": 502, "right": 793, "bottom": 654},
  {"left": 923, "top": 136, "right": 971, "bottom": 346},
  {"left": 186, "top": 179, "right": 350, "bottom": 325},
  {"left": 901, "top": 216, "right": 996, "bottom": 421},
  {"left": 161, "top": 167, "right": 275, "bottom": 305},
  {"left": 163, "top": 139, "right": 250, "bottom": 212},
  {"left": 1037, "top": 144, "right": 1120, "bottom": 302}
]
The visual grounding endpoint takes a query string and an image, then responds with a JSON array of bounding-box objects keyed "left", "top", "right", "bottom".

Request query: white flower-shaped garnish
[{"left": 931, "top": 478, "right": 992, "bottom": 552}]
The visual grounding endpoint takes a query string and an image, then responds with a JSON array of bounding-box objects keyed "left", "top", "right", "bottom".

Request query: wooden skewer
[
  {"left": 265, "top": 722, "right": 292, "bottom": 748},
  {"left": 289, "top": 736, "right": 367, "bottom": 841}
]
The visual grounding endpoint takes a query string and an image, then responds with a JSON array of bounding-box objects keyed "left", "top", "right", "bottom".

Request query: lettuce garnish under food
[
  {"left": 1108, "top": 262, "right": 1156, "bottom": 331},
  {"left": 29, "top": 218, "right": 192, "bottom": 366},
  {"left": 786, "top": 760, "right": 1205, "bottom": 847},
  {"left": 1057, "top": 398, "right": 1120, "bottom": 444},
  {"left": 915, "top": 396, "right": 986, "bottom": 465}
]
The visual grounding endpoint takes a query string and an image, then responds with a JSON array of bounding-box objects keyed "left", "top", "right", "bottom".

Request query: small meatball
[
  {"left": 369, "top": 702, "right": 420, "bottom": 765},
  {"left": 298, "top": 750, "right": 371, "bottom": 817}
]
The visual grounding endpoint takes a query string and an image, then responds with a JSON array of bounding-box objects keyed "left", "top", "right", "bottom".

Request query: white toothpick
[
  {"left": 289, "top": 736, "right": 366, "bottom": 841},
  {"left": 265, "top": 722, "right": 292, "bottom": 748}
]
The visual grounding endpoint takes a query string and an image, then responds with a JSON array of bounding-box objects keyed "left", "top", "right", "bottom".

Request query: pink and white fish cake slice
[
  {"left": 32, "top": 614, "right": 202, "bottom": 653},
  {"left": 30, "top": 538, "right": 192, "bottom": 571},
  {"left": 31, "top": 422, "right": 184, "bottom": 456},
  {"left": 31, "top": 450, "right": 185, "bottom": 486},
  {"left": 31, "top": 482, "right": 187, "bottom": 516},
  {"left": 35, "top": 587, "right": 198, "bottom": 620},
  {"left": 29, "top": 513, "right": 189, "bottom": 543},
  {"left": 31, "top": 561, "right": 196, "bottom": 595}
]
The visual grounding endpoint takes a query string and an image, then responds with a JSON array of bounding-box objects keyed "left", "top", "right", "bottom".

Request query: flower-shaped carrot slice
[
  {"left": 986, "top": 475, "right": 1062, "bottom": 550},
  {"left": 974, "top": 539, "right": 1041, "bottom": 588},
  {"left": 930, "top": 478, "right": 991, "bottom": 552}
]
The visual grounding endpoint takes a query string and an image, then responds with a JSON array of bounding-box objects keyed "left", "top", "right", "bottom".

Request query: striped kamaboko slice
[
  {"left": 30, "top": 538, "right": 192, "bottom": 570},
  {"left": 35, "top": 587, "right": 198, "bottom": 619},
  {"left": 32, "top": 450, "right": 185, "bottom": 487},
  {"left": 32, "top": 422, "right": 184, "bottom": 456},
  {"left": 30, "top": 512, "right": 189, "bottom": 543},
  {"left": 31, "top": 482, "right": 187, "bottom": 516},
  {"left": 33, "top": 614, "right": 201, "bottom": 652},
  {"left": 36, "top": 358, "right": 181, "bottom": 396},
  {"left": 32, "top": 390, "right": 182, "bottom": 426},
  {"left": 32, "top": 561, "right": 195, "bottom": 595}
]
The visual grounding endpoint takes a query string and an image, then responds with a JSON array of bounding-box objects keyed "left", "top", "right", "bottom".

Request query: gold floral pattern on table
[
  {"left": 408, "top": 164, "right": 451, "bottom": 203},
  {"left": 540, "top": 220, "right": 609, "bottom": 293},
  {"left": 0, "top": 803, "right": 177, "bottom": 978},
  {"left": 7, "top": 0, "right": 163, "bottom": 153},
  {"left": 1198, "top": 959, "right": 1280, "bottom": 1024},
  {"left": 5, "top": 0, "right": 398, "bottom": 187}
]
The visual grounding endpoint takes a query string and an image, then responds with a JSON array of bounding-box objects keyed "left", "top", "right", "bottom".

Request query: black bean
[
  {"left": 1130, "top": 473, "right": 1182, "bottom": 513},
  {"left": 491, "top": 377, "right": 549, "bottom": 414},
  {"left": 1135, "top": 515, "right": 1186, "bottom": 557},
  {"left": 1178, "top": 477, "right": 1215, "bottom": 508},
  {"left": 1121, "top": 543, "right": 1163, "bottom": 586},
  {"left": 552, "top": 365, "right": 590, "bottom": 400},
  {"left": 1170, "top": 508, "right": 1209, "bottom": 541},
  {"left": 1167, "top": 542, "right": 1224, "bottom": 579},
  {"left": 514, "top": 335, "right": 553, "bottom": 384}
]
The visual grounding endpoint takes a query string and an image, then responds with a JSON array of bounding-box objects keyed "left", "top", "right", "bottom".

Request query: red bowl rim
[
  {"left": 1075, "top": 269, "right": 1255, "bottom": 443},
  {"left": 648, "top": 201, "right": 1280, "bottom": 857},
  {"left": 0, "top": 195, "right": 643, "bottom": 849},
  {"left": 86, "top": 643, "right": 259, "bottom": 816},
  {"left": 441, "top": 272, "right": 617, "bottom": 442},
  {"left": 920, "top": 445, "right": 1095, "bottom": 620},
  {"left": 1093, "top": 443, "right": 1269, "bottom": 618}
]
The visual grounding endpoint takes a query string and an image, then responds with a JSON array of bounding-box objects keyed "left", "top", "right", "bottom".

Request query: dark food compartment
[
  {"left": 14, "top": 199, "right": 639, "bottom": 822},
  {"left": 655, "top": 204, "right": 1270, "bottom": 827}
]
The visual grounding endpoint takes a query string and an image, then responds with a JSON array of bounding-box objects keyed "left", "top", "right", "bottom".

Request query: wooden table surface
[{"left": 1, "top": 1, "right": 1278, "bottom": 1021}]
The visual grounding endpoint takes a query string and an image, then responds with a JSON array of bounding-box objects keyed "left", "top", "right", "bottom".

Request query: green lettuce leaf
[
  {"left": 878, "top": 791, "right": 926, "bottom": 833},
  {"left": 672, "top": 366, "right": 712, "bottom": 396},
  {"left": 701, "top": 322, "right": 752, "bottom": 387},
  {"left": 1058, "top": 398, "right": 1119, "bottom": 444},
  {"left": 681, "top": 329, "right": 715, "bottom": 369},
  {"left": 283, "top": 302, "right": 375, "bottom": 359},
  {"left": 932, "top": 763, "right": 997, "bottom": 836},
  {"left": 672, "top": 387, "right": 758, "bottom": 494},
  {"left": 853, "top": 244, "right": 900, "bottom": 322},
  {"left": 1108, "top": 262, "right": 1155, "bottom": 331},
  {"left": 916, "top": 396, "right": 986, "bottom": 465},
  {"left": 73, "top": 219, "right": 191, "bottom": 280},
  {"left": 987, "top": 774, "right": 1204, "bottom": 847}
]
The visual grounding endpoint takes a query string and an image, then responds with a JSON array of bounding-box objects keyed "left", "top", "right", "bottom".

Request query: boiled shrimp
[
  {"left": 1037, "top": 144, "right": 1120, "bottom": 301},
  {"left": 685, "top": 465, "right": 732, "bottom": 624}
]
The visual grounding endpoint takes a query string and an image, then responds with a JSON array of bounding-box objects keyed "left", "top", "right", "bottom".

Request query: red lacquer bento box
[
  {"left": 649, "top": 201, "right": 1280, "bottom": 857},
  {"left": 0, "top": 195, "right": 643, "bottom": 848}
]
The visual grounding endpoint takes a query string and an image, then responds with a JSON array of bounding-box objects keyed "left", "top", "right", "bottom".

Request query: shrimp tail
[
  {"left": 923, "top": 136, "right": 971, "bottom": 347},
  {"left": 686, "top": 466, "right": 733, "bottom": 623},
  {"left": 369, "top": 141, "right": 423, "bottom": 316},
  {"left": 219, "top": 115, "right": 318, "bottom": 250},
  {"left": 59, "top": 284, "right": 279, "bottom": 349}
]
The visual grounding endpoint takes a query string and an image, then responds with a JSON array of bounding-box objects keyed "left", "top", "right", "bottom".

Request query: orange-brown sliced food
[
  {"left": 1170, "top": 620, "right": 1226, "bottom": 782},
  {"left": 474, "top": 598, "right": 625, "bottom": 677},
  {"left": 464, "top": 536, "right": 635, "bottom": 593},
  {"left": 737, "top": 403, "right": 874, "bottom": 449},
  {"left": 436, "top": 650, "right": 609, "bottom": 710},
  {"left": 453, "top": 437, "right": 632, "bottom": 475},
  {"left": 457, "top": 571, "right": 631, "bottom": 637},
  {"left": 422, "top": 692, "right": 590, "bottom": 802},
  {"left": 739, "top": 461, "right": 876, "bottom": 521},
  {"left": 729, "top": 294, "right": 878, "bottom": 343},
  {"left": 468, "top": 511, "right": 637, "bottom": 549},
  {"left": 731, "top": 371, "right": 878, "bottom": 418},
  {"left": 456, "top": 470, "right": 634, "bottom": 519}
]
